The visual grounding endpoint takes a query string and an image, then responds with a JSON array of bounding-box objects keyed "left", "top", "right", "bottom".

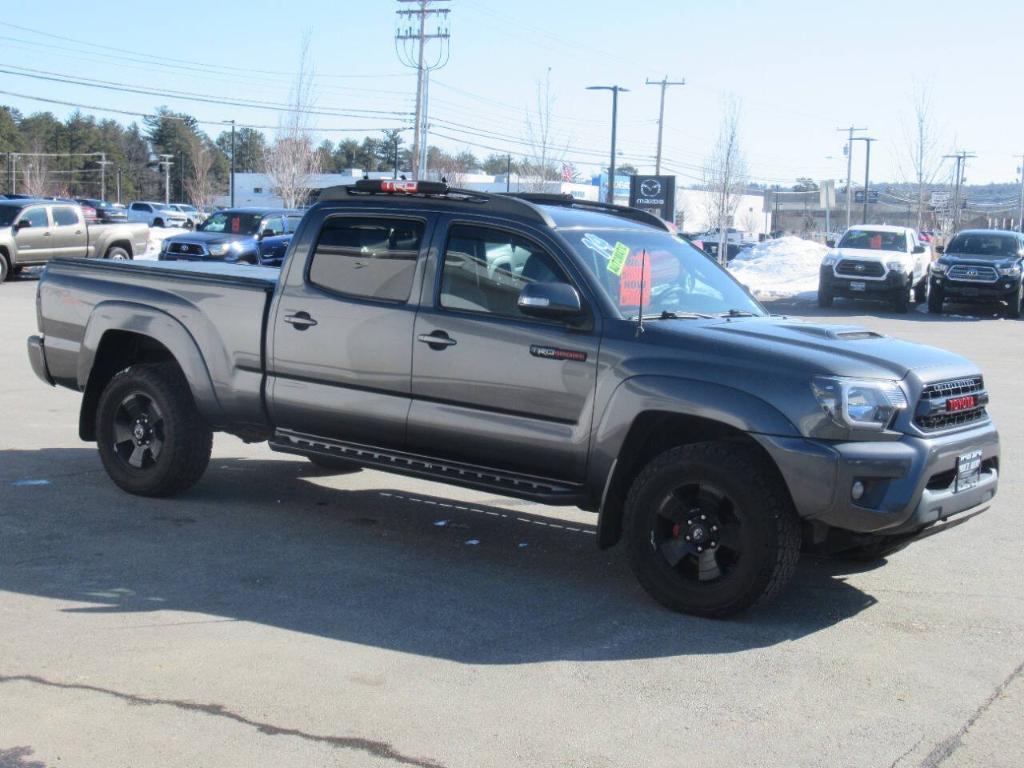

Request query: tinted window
[
  {"left": 838, "top": 229, "right": 907, "bottom": 252},
  {"left": 946, "top": 233, "right": 1020, "bottom": 259},
  {"left": 261, "top": 216, "right": 285, "bottom": 236},
  {"left": 308, "top": 217, "right": 423, "bottom": 302},
  {"left": 52, "top": 207, "right": 79, "bottom": 226},
  {"left": 20, "top": 207, "right": 49, "bottom": 228},
  {"left": 440, "top": 225, "right": 569, "bottom": 318},
  {"left": 0, "top": 207, "right": 18, "bottom": 227},
  {"left": 200, "top": 211, "right": 263, "bottom": 235}
]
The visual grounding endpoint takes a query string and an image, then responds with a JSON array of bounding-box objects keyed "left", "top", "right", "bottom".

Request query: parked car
[
  {"left": 158, "top": 207, "right": 303, "bottom": 267},
  {"left": 928, "top": 229, "right": 1024, "bottom": 318},
  {"left": 167, "top": 203, "right": 206, "bottom": 229},
  {"left": 76, "top": 198, "right": 129, "bottom": 224},
  {"left": 818, "top": 225, "right": 930, "bottom": 312},
  {"left": 127, "top": 201, "right": 189, "bottom": 228},
  {"left": 0, "top": 198, "right": 148, "bottom": 282},
  {"left": 26, "top": 179, "right": 999, "bottom": 617}
]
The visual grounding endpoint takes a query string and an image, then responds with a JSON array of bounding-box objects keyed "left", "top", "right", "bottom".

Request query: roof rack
[
  {"left": 499, "top": 192, "right": 672, "bottom": 232},
  {"left": 315, "top": 181, "right": 557, "bottom": 227}
]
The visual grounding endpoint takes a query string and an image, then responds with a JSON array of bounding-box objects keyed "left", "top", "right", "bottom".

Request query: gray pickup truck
[
  {"left": 0, "top": 198, "right": 149, "bottom": 282},
  {"left": 26, "top": 180, "right": 1000, "bottom": 617}
]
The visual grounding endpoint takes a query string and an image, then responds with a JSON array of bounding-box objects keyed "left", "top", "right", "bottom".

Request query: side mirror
[
  {"left": 935, "top": 245, "right": 945, "bottom": 254},
  {"left": 913, "top": 244, "right": 927, "bottom": 254},
  {"left": 825, "top": 238, "right": 836, "bottom": 248},
  {"left": 518, "top": 282, "right": 583, "bottom": 319},
  {"left": 15, "top": 219, "right": 31, "bottom": 230}
]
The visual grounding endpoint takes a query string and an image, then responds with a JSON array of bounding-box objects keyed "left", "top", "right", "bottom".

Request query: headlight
[
  {"left": 822, "top": 254, "right": 839, "bottom": 267},
  {"left": 208, "top": 242, "right": 230, "bottom": 256},
  {"left": 999, "top": 264, "right": 1021, "bottom": 277},
  {"left": 885, "top": 260, "right": 905, "bottom": 272},
  {"left": 930, "top": 262, "right": 948, "bottom": 274},
  {"left": 811, "top": 376, "right": 908, "bottom": 431}
]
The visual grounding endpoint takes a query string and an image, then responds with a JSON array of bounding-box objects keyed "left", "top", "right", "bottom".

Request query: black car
[
  {"left": 75, "top": 198, "right": 129, "bottom": 224},
  {"left": 158, "top": 207, "right": 304, "bottom": 267},
  {"left": 929, "top": 229, "right": 1024, "bottom": 318}
]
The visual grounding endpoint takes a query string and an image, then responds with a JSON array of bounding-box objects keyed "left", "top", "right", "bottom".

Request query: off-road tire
[
  {"left": 928, "top": 286, "right": 945, "bottom": 314},
  {"left": 306, "top": 454, "right": 362, "bottom": 474},
  {"left": 105, "top": 246, "right": 131, "bottom": 261},
  {"left": 817, "top": 286, "right": 833, "bottom": 308},
  {"left": 95, "top": 363, "right": 212, "bottom": 497},
  {"left": 913, "top": 278, "right": 928, "bottom": 304},
  {"left": 893, "top": 284, "right": 910, "bottom": 314},
  {"left": 623, "top": 442, "right": 801, "bottom": 618}
]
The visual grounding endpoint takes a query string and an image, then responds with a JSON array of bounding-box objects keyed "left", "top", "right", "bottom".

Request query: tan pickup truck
[{"left": 0, "top": 198, "right": 149, "bottom": 282}]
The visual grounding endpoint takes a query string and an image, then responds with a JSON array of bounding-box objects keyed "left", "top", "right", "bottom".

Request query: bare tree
[
  {"left": 20, "top": 141, "right": 49, "bottom": 197},
  {"left": 897, "top": 84, "right": 944, "bottom": 230},
  {"left": 702, "top": 98, "right": 748, "bottom": 263},
  {"left": 522, "top": 70, "right": 566, "bottom": 192},
  {"left": 265, "top": 33, "right": 322, "bottom": 208},
  {"left": 185, "top": 135, "right": 215, "bottom": 212}
]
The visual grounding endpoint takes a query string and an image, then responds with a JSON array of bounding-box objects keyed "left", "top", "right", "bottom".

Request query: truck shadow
[{"left": 0, "top": 447, "right": 877, "bottom": 664}]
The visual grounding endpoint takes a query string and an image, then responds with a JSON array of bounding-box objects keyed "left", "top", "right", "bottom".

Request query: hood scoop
[{"left": 775, "top": 323, "right": 884, "bottom": 341}]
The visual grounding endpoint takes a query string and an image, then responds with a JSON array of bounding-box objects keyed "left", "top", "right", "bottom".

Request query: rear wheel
[
  {"left": 95, "top": 363, "right": 212, "bottom": 497},
  {"left": 817, "top": 285, "right": 833, "bottom": 308},
  {"left": 105, "top": 246, "right": 131, "bottom": 261},
  {"left": 0, "top": 253, "right": 10, "bottom": 283},
  {"left": 1006, "top": 284, "right": 1023, "bottom": 319},
  {"left": 928, "top": 285, "right": 945, "bottom": 314},
  {"left": 623, "top": 442, "right": 801, "bottom": 618}
]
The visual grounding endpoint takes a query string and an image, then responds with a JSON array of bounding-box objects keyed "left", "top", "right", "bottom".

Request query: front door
[
  {"left": 13, "top": 205, "right": 53, "bottom": 264},
  {"left": 267, "top": 212, "right": 430, "bottom": 448},
  {"left": 408, "top": 221, "right": 600, "bottom": 482}
]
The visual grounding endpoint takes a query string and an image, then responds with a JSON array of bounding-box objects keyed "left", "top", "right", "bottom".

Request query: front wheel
[
  {"left": 892, "top": 282, "right": 910, "bottom": 314},
  {"left": 623, "top": 442, "right": 801, "bottom": 618},
  {"left": 817, "top": 285, "right": 833, "bottom": 308},
  {"left": 1006, "top": 285, "right": 1023, "bottom": 319},
  {"left": 95, "top": 363, "right": 213, "bottom": 497},
  {"left": 0, "top": 253, "right": 10, "bottom": 283},
  {"left": 913, "top": 277, "right": 928, "bottom": 304},
  {"left": 154, "top": 218, "right": 165, "bottom": 228},
  {"left": 928, "top": 286, "right": 945, "bottom": 314}
]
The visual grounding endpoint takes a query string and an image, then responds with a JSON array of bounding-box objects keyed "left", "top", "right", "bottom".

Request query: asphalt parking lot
[{"left": 1, "top": 274, "right": 1022, "bottom": 768}]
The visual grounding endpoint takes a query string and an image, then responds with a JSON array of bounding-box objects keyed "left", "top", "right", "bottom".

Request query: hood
[
  {"left": 832, "top": 246, "right": 904, "bottom": 262},
  {"left": 166, "top": 230, "right": 253, "bottom": 245},
  {"left": 938, "top": 252, "right": 1020, "bottom": 270},
  {"left": 643, "top": 316, "right": 976, "bottom": 385}
]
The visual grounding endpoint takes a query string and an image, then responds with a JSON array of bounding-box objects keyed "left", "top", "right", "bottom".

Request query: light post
[
  {"left": 587, "top": 85, "right": 629, "bottom": 204},
  {"left": 849, "top": 136, "right": 876, "bottom": 225}
]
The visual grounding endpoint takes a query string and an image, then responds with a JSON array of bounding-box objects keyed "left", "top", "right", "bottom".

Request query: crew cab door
[
  {"left": 13, "top": 205, "right": 54, "bottom": 263},
  {"left": 51, "top": 205, "right": 89, "bottom": 258},
  {"left": 267, "top": 211, "right": 431, "bottom": 448},
  {"left": 407, "top": 219, "right": 600, "bottom": 482}
]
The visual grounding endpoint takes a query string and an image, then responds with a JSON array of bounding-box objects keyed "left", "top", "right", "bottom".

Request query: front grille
[
  {"left": 836, "top": 259, "right": 885, "bottom": 278},
  {"left": 915, "top": 376, "right": 988, "bottom": 431},
  {"left": 169, "top": 242, "right": 205, "bottom": 256},
  {"left": 947, "top": 264, "right": 998, "bottom": 283}
]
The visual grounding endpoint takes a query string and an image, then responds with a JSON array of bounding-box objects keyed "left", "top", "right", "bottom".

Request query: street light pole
[
  {"left": 587, "top": 85, "right": 629, "bottom": 204},
  {"left": 1016, "top": 154, "right": 1024, "bottom": 232},
  {"left": 158, "top": 154, "right": 173, "bottom": 205},
  {"left": 225, "top": 119, "right": 236, "bottom": 208}
]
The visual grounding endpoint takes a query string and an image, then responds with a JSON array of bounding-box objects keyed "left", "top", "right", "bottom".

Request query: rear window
[
  {"left": 946, "top": 233, "right": 1019, "bottom": 259},
  {"left": 307, "top": 216, "right": 423, "bottom": 302}
]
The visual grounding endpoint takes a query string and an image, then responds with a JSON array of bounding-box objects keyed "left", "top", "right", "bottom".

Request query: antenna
[{"left": 636, "top": 249, "right": 647, "bottom": 337}]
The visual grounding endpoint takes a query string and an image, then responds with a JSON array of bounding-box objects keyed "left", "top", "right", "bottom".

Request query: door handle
[
  {"left": 283, "top": 311, "right": 318, "bottom": 330},
  {"left": 417, "top": 330, "right": 457, "bottom": 349}
]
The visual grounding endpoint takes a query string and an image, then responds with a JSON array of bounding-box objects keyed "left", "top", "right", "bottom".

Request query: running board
[{"left": 269, "top": 429, "right": 588, "bottom": 506}]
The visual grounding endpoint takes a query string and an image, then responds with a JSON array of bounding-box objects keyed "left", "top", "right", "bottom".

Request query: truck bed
[{"left": 37, "top": 257, "right": 278, "bottom": 435}]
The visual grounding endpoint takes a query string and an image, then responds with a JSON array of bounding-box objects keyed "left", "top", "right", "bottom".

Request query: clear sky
[{"left": 2, "top": 0, "right": 1022, "bottom": 186}]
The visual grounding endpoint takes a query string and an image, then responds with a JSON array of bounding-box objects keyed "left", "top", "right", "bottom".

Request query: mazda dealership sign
[{"left": 628, "top": 175, "right": 676, "bottom": 221}]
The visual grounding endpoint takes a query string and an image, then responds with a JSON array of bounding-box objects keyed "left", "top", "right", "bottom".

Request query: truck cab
[{"left": 818, "top": 225, "right": 930, "bottom": 312}]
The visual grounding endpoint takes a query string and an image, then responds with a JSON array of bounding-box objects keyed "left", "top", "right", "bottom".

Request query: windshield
[
  {"left": 0, "top": 207, "right": 21, "bottom": 227},
  {"left": 198, "top": 211, "right": 263, "bottom": 235},
  {"left": 946, "top": 233, "right": 1019, "bottom": 259},
  {"left": 565, "top": 229, "right": 765, "bottom": 319},
  {"left": 838, "top": 229, "right": 907, "bottom": 252}
]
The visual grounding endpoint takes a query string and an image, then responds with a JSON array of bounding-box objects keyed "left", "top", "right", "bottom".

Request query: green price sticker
[{"left": 607, "top": 241, "right": 630, "bottom": 276}]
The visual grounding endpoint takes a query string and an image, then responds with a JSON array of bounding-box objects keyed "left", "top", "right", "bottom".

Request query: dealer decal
[{"left": 530, "top": 345, "right": 588, "bottom": 362}]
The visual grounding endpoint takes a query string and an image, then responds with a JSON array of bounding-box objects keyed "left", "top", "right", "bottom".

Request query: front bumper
[
  {"left": 757, "top": 420, "right": 999, "bottom": 535},
  {"left": 931, "top": 275, "right": 1020, "bottom": 301},
  {"left": 27, "top": 335, "right": 53, "bottom": 386},
  {"left": 819, "top": 266, "right": 910, "bottom": 298}
]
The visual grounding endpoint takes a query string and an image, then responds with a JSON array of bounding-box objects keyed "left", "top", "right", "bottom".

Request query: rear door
[
  {"left": 267, "top": 210, "right": 432, "bottom": 448},
  {"left": 51, "top": 205, "right": 88, "bottom": 258},
  {"left": 13, "top": 205, "right": 54, "bottom": 264},
  {"left": 407, "top": 219, "right": 601, "bottom": 482}
]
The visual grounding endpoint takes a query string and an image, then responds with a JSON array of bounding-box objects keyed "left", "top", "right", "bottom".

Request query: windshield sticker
[
  {"left": 619, "top": 252, "right": 652, "bottom": 307},
  {"left": 580, "top": 232, "right": 615, "bottom": 262},
  {"left": 607, "top": 241, "right": 631, "bottom": 276}
]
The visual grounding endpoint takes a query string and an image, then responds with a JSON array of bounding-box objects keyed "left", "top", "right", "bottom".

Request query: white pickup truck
[
  {"left": 0, "top": 198, "right": 149, "bottom": 283},
  {"left": 818, "top": 225, "right": 930, "bottom": 313}
]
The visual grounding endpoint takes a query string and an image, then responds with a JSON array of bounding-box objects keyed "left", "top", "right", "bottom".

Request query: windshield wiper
[
  {"left": 720, "top": 308, "right": 758, "bottom": 317},
  {"left": 637, "top": 310, "right": 714, "bottom": 320}
]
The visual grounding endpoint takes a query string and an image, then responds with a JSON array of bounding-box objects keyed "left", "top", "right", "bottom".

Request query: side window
[
  {"left": 52, "top": 207, "right": 79, "bottom": 226},
  {"left": 286, "top": 215, "right": 304, "bottom": 233},
  {"left": 20, "top": 207, "right": 49, "bottom": 228},
  {"left": 261, "top": 216, "right": 284, "bottom": 236},
  {"left": 439, "top": 224, "right": 569, "bottom": 319},
  {"left": 308, "top": 216, "right": 424, "bottom": 302}
]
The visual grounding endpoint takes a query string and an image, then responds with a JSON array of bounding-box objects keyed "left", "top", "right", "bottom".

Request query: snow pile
[
  {"left": 727, "top": 236, "right": 828, "bottom": 300},
  {"left": 140, "top": 227, "right": 190, "bottom": 260}
]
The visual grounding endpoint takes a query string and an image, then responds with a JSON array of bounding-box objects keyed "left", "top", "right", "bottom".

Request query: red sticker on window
[
  {"left": 619, "top": 253, "right": 653, "bottom": 308},
  {"left": 230, "top": 217, "right": 241, "bottom": 233}
]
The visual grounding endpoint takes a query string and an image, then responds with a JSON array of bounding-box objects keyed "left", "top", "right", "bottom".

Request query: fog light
[{"left": 851, "top": 481, "right": 865, "bottom": 501}]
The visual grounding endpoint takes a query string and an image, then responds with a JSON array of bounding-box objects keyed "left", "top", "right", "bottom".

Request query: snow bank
[
  {"left": 727, "top": 236, "right": 828, "bottom": 300},
  {"left": 140, "top": 226, "right": 190, "bottom": 260}
]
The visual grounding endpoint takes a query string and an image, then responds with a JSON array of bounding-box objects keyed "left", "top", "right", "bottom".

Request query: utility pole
[
  {"left": 587, "top": 85, "right": 629, "bottom": 204},
  {"left": 225, "top": 119, "right": 236, "bottom": 208},
  {"left": 157, "top": 154, "right": 173, "bottom": 205},
  {"left": 116, "top": 168, "right": 122, "bottom": 204},
  {"left": 837, "top": 126, "right": 867, "bottom": 230},
  {"left": 943, "top": 151, "right": 975, "bottom": 232},
  {"left": 1015, "top": 154, "right": 1024, "bottom": 232},
  {"left": 395, "top": 0, "right": 451, "bottom": 180},
  {"left": 645, "top": 77, "right": 685, "bottom": 175},
  {"left": 96, "top": 152, "right": 111, "bottom": 201},
  {"left": 506, "top": 154, "right": 511, "bottom": 192},
  {"left": 848, "top": 136, "right": 876, "bottom": 224}
]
